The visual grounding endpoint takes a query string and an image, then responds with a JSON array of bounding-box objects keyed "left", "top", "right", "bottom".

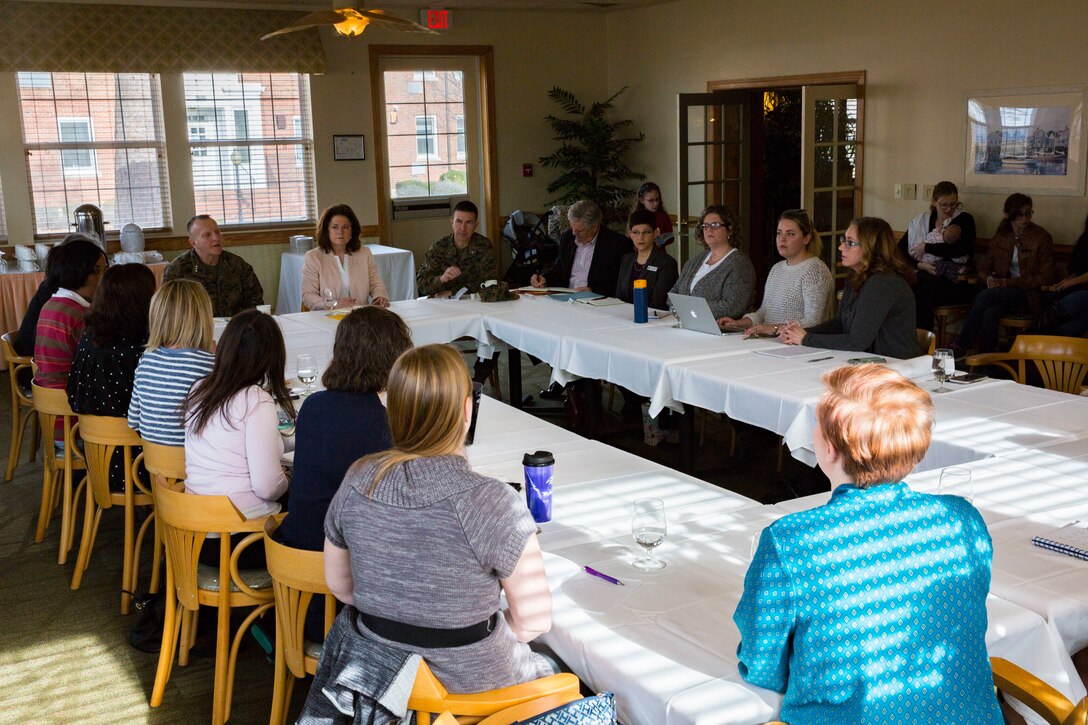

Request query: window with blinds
[
  {"left": 183, "top": 73, "right": 316, "bottom": 226},
  {"left": 17, "top": 72, "right": 170, "bottom": 236}
]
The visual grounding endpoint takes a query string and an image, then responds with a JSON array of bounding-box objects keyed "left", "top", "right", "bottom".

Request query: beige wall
[
  {"left": 310, "top": 10, "right": 610, "bottom": 241},
  {"left": 605, "top": 0, "right": 1088, "bottom": 244}
]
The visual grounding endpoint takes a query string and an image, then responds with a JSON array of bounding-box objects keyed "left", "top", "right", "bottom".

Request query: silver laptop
[{"left": 667, "top": 292, "right": 726, "bottom": 336}]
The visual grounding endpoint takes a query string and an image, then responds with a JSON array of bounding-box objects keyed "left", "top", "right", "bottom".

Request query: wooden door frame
[
  {"left": 707, "top": 71, "right": 866, "bottom": 214},
  {"left": 368, "top": 45, "right": 500, "bottom": 254}
]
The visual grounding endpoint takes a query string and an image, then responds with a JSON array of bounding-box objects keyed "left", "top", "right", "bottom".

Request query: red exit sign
[{"left": 421, "top": 9, "right": 452, "bottom": 30}]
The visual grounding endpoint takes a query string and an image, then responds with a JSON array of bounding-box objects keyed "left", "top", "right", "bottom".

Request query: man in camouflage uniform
[
  {"left": 164, "top": 215, "right": 265, "bottom": 317},
  {"left": 416, "top": 200, "right": 498, "bottom": 298}
]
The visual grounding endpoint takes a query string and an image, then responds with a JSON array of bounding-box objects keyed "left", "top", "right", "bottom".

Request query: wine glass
[
  {"left": 631, "top": 498, "right": 667, "bottom": 571},
  {"left": 296, "top": 353, "right": 318, "bottom": 394},
  {"left": 322, "top": 287, "right": 338, "bottom": 311},
  {"left": 932, "top": 348, "right": 955, "bottom": 393},
  {"left": 938, "top": 467, "right": 974, "bottom": 502}
]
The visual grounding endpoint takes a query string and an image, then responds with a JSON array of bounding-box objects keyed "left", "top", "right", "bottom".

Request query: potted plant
[{"left": 539, "top": 86, "right": 645, "bottom": 226}]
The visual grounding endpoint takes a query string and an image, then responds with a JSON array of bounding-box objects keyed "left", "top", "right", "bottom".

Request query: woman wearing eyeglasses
[
  {"left": 779, "top": 217, "right": 921, "bottom": 359},
  {"left": 670, "top": 205, "right": 755, "bottom": 319},
  {"left": 901, "top": 181, "right": 978, "bottom": 331},
  {"left": 952, "top": 193, "right": 1057, "bottom": 355}
]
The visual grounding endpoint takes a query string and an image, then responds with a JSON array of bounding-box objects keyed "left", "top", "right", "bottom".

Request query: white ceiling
[{"left": 11, "top": 0, "right": 677, "bottom": 10}]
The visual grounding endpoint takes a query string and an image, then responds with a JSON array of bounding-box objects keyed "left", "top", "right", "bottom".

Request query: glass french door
[
  {"left": 801, "top": 84, "right": 862, "bottom": 281},
  {"left": 677, "top": 92, "right": 752, "bottom": 267}
]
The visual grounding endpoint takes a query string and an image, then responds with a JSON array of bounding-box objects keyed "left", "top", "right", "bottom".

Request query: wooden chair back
[
  {"left": 263, "top": 517, "right": 336, "bottom": 725},
  {"left": 409, "top": 659, "right": 581, "bottom": 725},
  {"left": 967, "top": 335, "right": 1088, "bottom": 394},
  {"left": 991, "top": 657, "right": 1088, "bottom": 725},
  {"left": 30, "top": 382, "right": 85, "bottom": 559},
  {"left": 151, "top": 481, "right": 267, "bottom": 612},
  {"left": 141, "top": 440, "right": 187, "bottom": 487},
  {"left": 1, "top": 331, "right": 38, "bottom": 480},
  {"left": 916, "top": 328, "right": 936, "bottom": 356},
  {"left": 77, "top": 414, "right": 147, "bottom": 509}
]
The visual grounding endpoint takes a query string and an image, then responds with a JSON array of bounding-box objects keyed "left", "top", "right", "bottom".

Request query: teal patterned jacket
[{"left": 734, "top": 482, "right": 1002, "bottom": 724}]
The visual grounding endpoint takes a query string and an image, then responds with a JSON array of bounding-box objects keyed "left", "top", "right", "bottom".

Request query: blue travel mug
[
  {"left": 633, "top": 279, "right": 648, "bottom": 323},
  {"left": 522, "top": 450, "right": 554, "bottom": 523}
]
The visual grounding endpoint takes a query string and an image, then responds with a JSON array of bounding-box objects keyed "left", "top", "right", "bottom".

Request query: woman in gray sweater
[
  {"left": 670, "top": 204, "right": 755, "bottom": 319},
  {"left": 780, "top": 217, "right": 921, "bottom": 359}
]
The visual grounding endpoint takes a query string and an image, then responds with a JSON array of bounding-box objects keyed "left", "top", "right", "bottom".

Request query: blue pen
[{"left": 583, "top": 565, "right": 624, "bottom": 586}]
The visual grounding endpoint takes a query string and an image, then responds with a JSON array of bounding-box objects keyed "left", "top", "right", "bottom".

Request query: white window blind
[
  {"left": 184, "top": 72, "right": 316, "bottom": 226},
  {"left": 18, "top": 72, "right": 171, "bottom": 236}
]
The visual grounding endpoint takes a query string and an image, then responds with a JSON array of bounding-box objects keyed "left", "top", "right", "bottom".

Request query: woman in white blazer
[{"left": 302, "top": 204, "right": 390, "bottom": 310}]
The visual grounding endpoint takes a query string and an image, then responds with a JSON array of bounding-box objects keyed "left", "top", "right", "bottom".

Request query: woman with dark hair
[
  {"left": 780, "top": 217, "right": 920, "bottom": 359},
  {"left": 301, "top": 204, "right": 389, "bottom": 310},
  {"left": 67, "top": 264, "right": 156, "bottom": 488},
  {"left": 953, "top": 193, "right": 1057, "bottom": 354},
  {"left": 669, "top": 204, "right": 755, "bottom": 319},
  {"left": 634, "top": 181, "right": 673, "bottom": 235},
  {"left": 615, "top": 207, "right": 679, "bottom": 310},
  {"left": 718, "top": 209, "right": 834, "bottom": 335},
  {"left": 15, "top": 234, "right": 101, "bottom": 358},
  {"left": 277, "top": 306, "right": 413, "bottom": 552},
  {"left": 184, "top": 310, "right": 294, "bottom": 565},
  {"left": 323, "top": 344, "right": 553, "bottom": 694},
  {"left": 902, "top": 181, "right": 979, "bottom": 330},
  {"left": 33, "top": 237, "right": 108, "bottom": 389}
]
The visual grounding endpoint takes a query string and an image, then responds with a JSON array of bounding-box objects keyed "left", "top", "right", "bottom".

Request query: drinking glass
[
  {"left": 322, "top": 287, "right": 338, "bottom": 311},
  {"left": 938, "top": 467, "right": 974, "bottom": 502},
  {"left": 296, "top": 353, "right": 318, "bottom": 394},
  {"left": 932, "top": 348, "right": 955, "bottom": 393},
  {"left": 631, "top": 498, "right": 667, "bottom": 571}
]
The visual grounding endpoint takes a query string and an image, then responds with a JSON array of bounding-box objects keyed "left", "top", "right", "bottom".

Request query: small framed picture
[{"left": 333, "top": 135, "right": 365, "bottom": 161}]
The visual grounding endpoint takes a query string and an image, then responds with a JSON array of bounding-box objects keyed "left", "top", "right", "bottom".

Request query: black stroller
[{"left": 501, "top": 209, "right": 560, "bottom": 288}]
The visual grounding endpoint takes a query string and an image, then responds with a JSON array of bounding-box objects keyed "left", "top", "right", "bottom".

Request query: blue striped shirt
[{"left": 127, "top": 347, "right": 215, "bottom": 446}]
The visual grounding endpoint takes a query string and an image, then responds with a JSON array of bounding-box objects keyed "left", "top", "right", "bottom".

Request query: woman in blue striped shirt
[{"left": 127, "top": 280, "right": 216, "bottom": 446}]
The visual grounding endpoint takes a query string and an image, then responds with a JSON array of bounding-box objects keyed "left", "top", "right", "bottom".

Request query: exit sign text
[{"left": 422, "top": 9, "right": 451, "bottom": 30}]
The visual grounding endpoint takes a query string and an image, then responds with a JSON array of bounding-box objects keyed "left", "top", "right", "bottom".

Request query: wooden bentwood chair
[
  {"left": 965, "top": 334, "right": 1088, "bottom": 394},
  {"left": 30, "top": 382, "right": 86, "bottom": 564},
  {"left": 991, "top": 657, "right": 1088, "bottom": 725},
  {"left": 1, "top": 331, "right": 39, "bottom": 481},
  {"left": 69, "top": 414, "right": 160, "bottom": 615},
  {"left": 150, "top": 481, "right": 276, "bottom": 725},
  {"left": 916, "top": 328, "right": 937, "bottom": 356}
]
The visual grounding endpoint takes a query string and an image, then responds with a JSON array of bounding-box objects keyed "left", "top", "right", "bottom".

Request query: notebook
[{"left": 1032, "top": 521, "right": 1088, "bottom": 562}]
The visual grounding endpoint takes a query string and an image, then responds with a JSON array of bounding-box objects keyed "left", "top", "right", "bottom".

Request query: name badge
[{"left": 647, "top": 265, "right": 658, "bottom": 272}]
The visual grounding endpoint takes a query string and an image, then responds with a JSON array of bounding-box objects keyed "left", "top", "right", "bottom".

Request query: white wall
[{"left": 605, "top": 0, "right": 1088, "bottom": 243}]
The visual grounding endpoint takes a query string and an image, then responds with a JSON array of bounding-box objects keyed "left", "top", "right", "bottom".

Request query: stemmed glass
[
  {"left": 938, "top": 467, "right": 974, "bottom": 502},
  {"left": 631, "top": 498, "right": 667, "bottom": 571},
  {"left": 322, "top": 287, "right": 338, "bottom": 311},
  {"left": 932, "top": 348, "right": 955, "bottom": 393},
  {"left": 296, "top": 353, "right": 318, "bottom": 395}
]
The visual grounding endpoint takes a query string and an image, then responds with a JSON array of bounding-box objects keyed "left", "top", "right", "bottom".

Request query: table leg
[
  {"left": 508, "top": 348, "right": 523, "bottom": 410},
  {"left": 679, "top": 404, "right": 695, "bottom": 472}
]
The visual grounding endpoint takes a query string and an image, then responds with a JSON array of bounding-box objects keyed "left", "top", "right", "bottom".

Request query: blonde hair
[
  {"left": 364, "top": 344, "right": 471, "bottom": 493},
  {"left": 816, "top": 364, "right": 933, "bottom": 487},
  {"left": 146, "top": 279, "right": 214, "bottom": 351},
  {"left": 847, "top": 216, "right": 915, "bottom": 290}
]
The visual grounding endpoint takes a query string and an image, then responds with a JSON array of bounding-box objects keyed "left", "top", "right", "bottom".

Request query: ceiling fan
[{"left": 261, "top": 4, "right": 438, "bottom": 40}]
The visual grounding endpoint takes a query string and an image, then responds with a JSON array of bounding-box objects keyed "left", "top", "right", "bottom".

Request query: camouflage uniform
[
  {"left": 163, "top": 249, "right": 264, "bottom": 318},
  {"left": 416, "top": 233, "right": 498, "bottom": 296}
]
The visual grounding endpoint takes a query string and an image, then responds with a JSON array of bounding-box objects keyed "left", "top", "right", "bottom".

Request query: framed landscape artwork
[{"left": 963, "top": 86, "right": 1086, "bottom": 196}]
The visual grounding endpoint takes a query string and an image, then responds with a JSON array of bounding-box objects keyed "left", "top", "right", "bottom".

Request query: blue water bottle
[{"left": 633, "top": 279, "right": 648, "bottom": 323}]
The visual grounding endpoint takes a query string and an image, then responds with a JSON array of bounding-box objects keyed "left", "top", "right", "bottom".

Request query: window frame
[
  {"left": 415, "top": 114, "right": 439, "bottom": 161},
  {"left": 56, "top": 116, "right": 97, "bottom": 176}
]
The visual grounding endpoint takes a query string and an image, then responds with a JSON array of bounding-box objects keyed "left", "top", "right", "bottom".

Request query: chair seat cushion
[
  {"left": 303, "top": 638, "right": 324, "bottom": 659},
  {"left": 196, "top": 563, "right": 273, "bottom": 592}
]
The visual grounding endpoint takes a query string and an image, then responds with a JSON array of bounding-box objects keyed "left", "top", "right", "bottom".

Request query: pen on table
[
  {"left": 583, "top": 565, "right": 624, "bottom": 586},
  {"left": 806, "top": 356, "right": 833, "bottom": 363}
]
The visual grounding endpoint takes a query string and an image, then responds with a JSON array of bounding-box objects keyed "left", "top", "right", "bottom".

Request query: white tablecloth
[{"left": 274, "top": 245, "right": 416, "bottom": 314}]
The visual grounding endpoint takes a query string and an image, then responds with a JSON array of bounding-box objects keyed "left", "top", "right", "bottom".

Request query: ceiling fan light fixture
[{"left": 334, "top": 15, "right": 370, "bottom": 36}]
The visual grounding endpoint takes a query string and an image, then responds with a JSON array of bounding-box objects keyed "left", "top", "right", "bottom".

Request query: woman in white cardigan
[{"left": 302, "top": 204, "right": 390, "bottom": 311}]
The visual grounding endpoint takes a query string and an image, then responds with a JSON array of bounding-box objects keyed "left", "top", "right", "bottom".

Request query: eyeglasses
[
  {"left": 936, "top": 202, "right": 961, "bottom": 211},
  {"left": 840, "top": 236, "right": 862, "bottom": 248},
  {"left": 1014, "top": 209, "right": 1034, "bottom": 219},
  {"left": 700, "top": 222, "right": 727, "bottom": 231}
]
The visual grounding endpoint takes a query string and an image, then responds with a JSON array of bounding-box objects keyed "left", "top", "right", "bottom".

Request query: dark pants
[
  {"left": 955, "top": 286, "right": 1028, "bottom": 353},
  {"left": 1054, "top": 290, "right": 1088, "bottom": 337},
  {"left": 198, "top": 532, "right": 267, "bottom": 570},
  {"left": 914, "top": 271, "right": 976, "bottom": 332}
]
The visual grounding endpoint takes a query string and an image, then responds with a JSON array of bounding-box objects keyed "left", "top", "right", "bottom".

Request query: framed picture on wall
[
  {"left": 333, "top": 135, "right": 365, "bottom": 161},
  {"left": 963, "top": 86, "right": 1086, "bottom": 196}
]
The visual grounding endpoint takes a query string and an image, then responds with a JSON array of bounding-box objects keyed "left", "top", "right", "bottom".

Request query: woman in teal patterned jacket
[{"left": 734, "top": 364, "right": 1002, "bottom": 724}]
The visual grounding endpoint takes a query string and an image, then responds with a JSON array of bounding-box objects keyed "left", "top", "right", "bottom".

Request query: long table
[{"left": 263, "top": 299, "right": 1088, "bottom": 723}]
